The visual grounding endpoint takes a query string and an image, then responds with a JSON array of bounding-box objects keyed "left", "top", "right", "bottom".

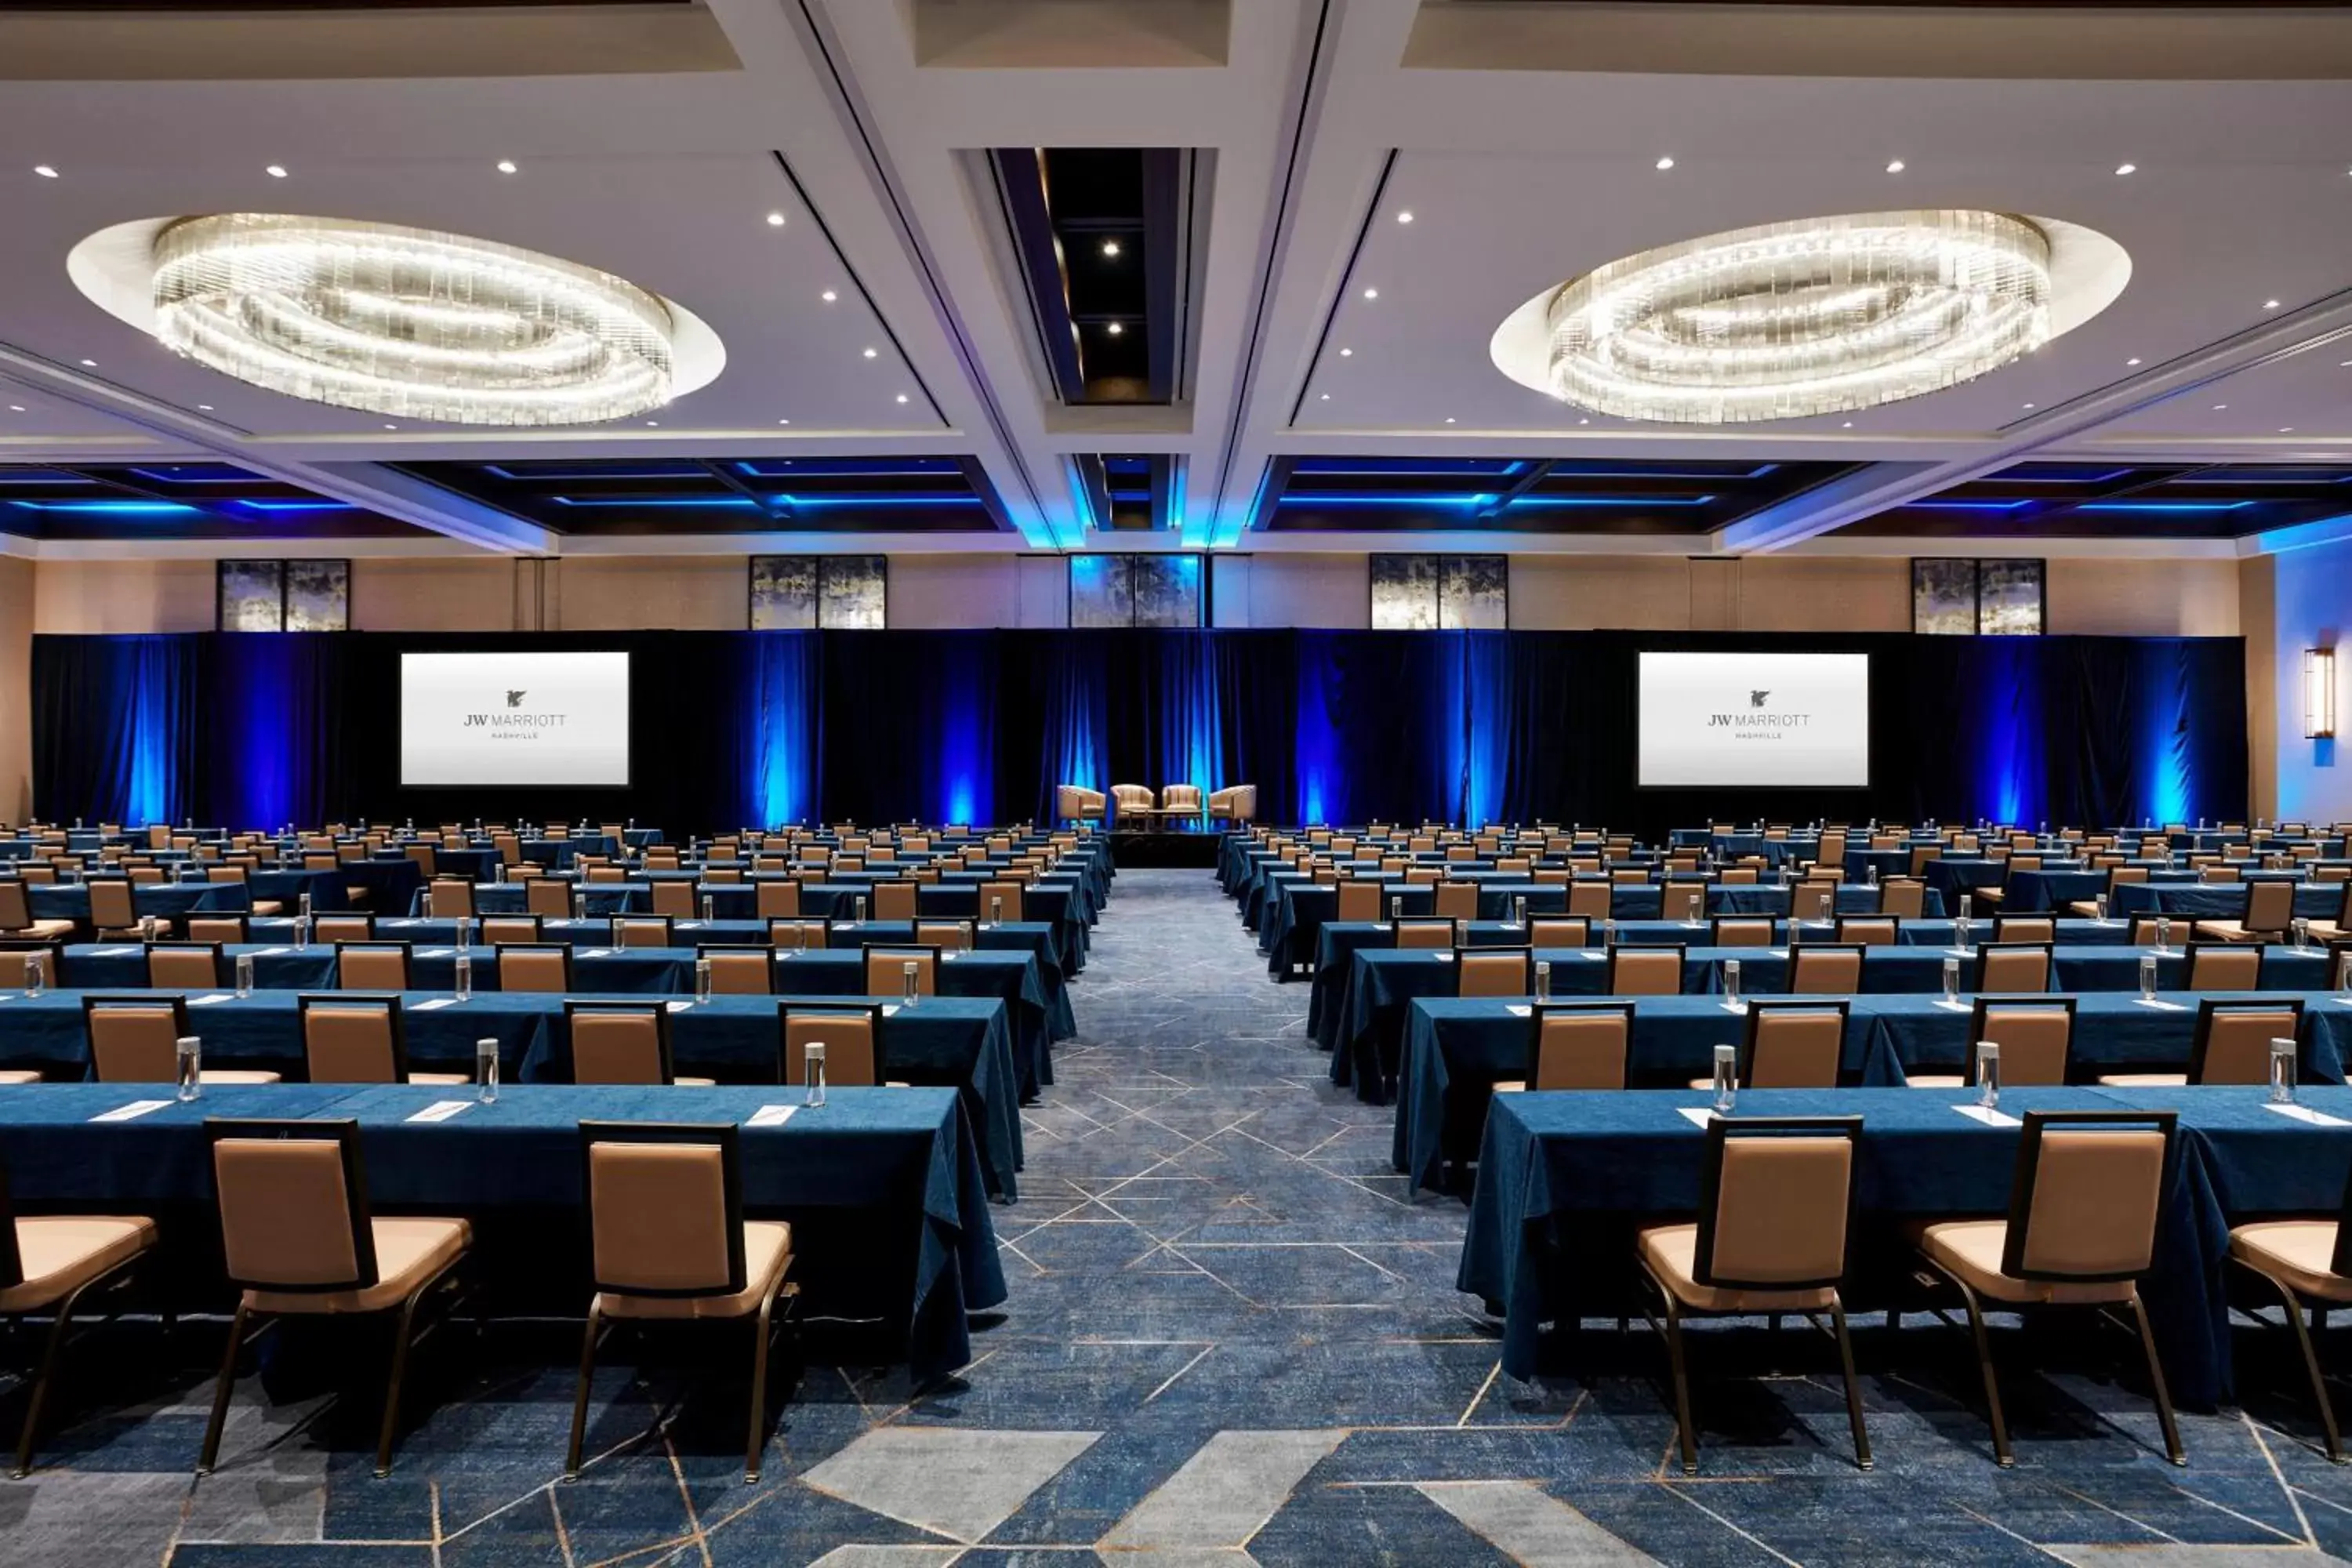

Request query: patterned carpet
[{"left": 13, "top": 867, "right": 2352, "bottom": 1563}]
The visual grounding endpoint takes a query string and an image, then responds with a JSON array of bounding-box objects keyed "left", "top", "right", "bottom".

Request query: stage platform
[{"left": 1107, "top": 829, "right": 1227, "bottom": 869}]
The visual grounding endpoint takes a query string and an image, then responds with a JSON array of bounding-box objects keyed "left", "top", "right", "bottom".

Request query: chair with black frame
[
  {"left": 566, "top": 1002, "right": 715, "bottom": 1087},
  {"left": 869, "top": 880, "right": 918, "bottom": 921},
  {"left": 915, "top": 918, "right": 975, "bottom": 952},
  {"left": 497, "top": 944, "right": 572, "bottom": 994},
  {"left": 1636, "top": 1116, "right": 1871, "bottom": 1475},
  {"left": 82, "top": 996, "right": 281, "bottom": 1086},
  {"left": 756, "top": 880, "right": 802, "bottom": 920},
  {"left": 426, "top": 878, "right": 475, "bottom": 920},
  {"left": 699, "top": 944, "right": 775, "bottom": 996},
  {"left": 1392, "top": 917, "right": 1453, "bottom": 951},
  {"left": 87, "top": 878, "right": 141, "bottom": 941},
  {"left": 336, "top": 941, "right": 412, "bottom": 992},
  {"left": 2185, "top": 940, "right": 2263, "bottom": 990},
  {"left": 1432, "top": 880, "right": 1479, "bottom": 922},
  {"left": 650, "top": 881, "right": 696, "bottom": 921},
  {"left": 1837, "top": 916, "right": 1898, "bottom": 948},
  {"left": 147, "top": 942, "right": 224, "bottom": 990},
  {"left": 1455, "top": 946, "right": 1529, "bottom": 999},
  {"left": 299, "top": 995, "right": 470, "bottom": 1086},
  {"left": 565, "top": 1122, "right": 797, "bottom": 1483},
  {"left": 1688, "top": 1000, "right": 1849, "bottom": 1091},
  {"left": 2229, "top": 1160, "right": 2352, "bottom": 1461},
  {"left": 612, "top": 916, "right": 673, "bottom": 949},
  {"left": 2196, "top": 877, "right": 2299, "bottom": 944},
  {"left": 0, "top": 880, "right": 73, "bottom": 946},
  {"left": 184, "top": 914, "right": 248, "bottom": 946},
  {"left": 1493, "top": 1001, "right": 1634, "bottom": 1094},
  {"left": 863, "top": 945, "right": 939, "bottom": 997},
  {"left": 2128, "top": 913, "right": 2177, "bottom": 947},
  {"left": 2099, "top": 998, "right": 2306, "bottom": 1087},
  {"left": 1529, "top": 915, "right": 1590, "bottom": 948},
  {"left": 767, "top": 919, "right": 829, "bottom": 952},
  {"left": 1789, "top": 945, "right": 1864, "bottom": 995},
  {"left": 0, "top": 1149, "right": 158, "bottom": 1475},
  {"left": 2310, "top": 884, "right": 2352, "bottom": 944},
  {"left": 1907, "top": 1109, "right": 2184, "bottom": 1468},
  {"left": 481, "top": 915, "right": 542, "bottom": 946},
  {"left": 524, "top": 878, "right": 573, "bottom": 922},
  {"left": 1712, "top": 916, "right": 1777, "bottom": 949},
  {"left": 1611, "top": 945, "right": 1685, "bottom": 996},
  {"left": 782, "top": 1003, "right": 902, "bottom": 1087},
  {"left": 1994, "top": 916, "right": 2056, "bottom": 944},
  {"left": 1975, "top": 942, "right": 2052, "bottom": 993},
  {"left": 198, "top": 1119, "right": 472, "bottom": 1477},
  {"left": 314, "top": 914, "right": 371, "bottom": 945},
  {"left": 1880, "top": 878, "right": 1927, "bottom": 920},
  {"left": 1908, "top": 996, "right": 2078, "bottom": 1090},
  {"left": 1791, "top": 882, "right": 1836, "bottom": 923}
]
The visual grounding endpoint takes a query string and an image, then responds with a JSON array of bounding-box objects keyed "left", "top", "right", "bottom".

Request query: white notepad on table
[
  {"left": 2135, "top": 998, "right": 2185, "bottom": 1011},
  {"left": 666, "top": 1000, "right": 695, "bottom": 1012},
  {"left": 406, "top": 1100, "right": 472, "bottom": 1124},
  {"left": 746, "top": 1105, "right": 796, "bottom": 1127},
  {"left": 189, "top": 993, "right": 233, "bottom": 1007},
  {"left": 2266, "top": 1102, "right": 2351, "bottom": 1127},
  {"left": 413, "top": 997, "right": 459, "bottom": 1011},
  {"left": 1951, "top": 1105, "right": 2020, "bottom": 1127},
  {"left": 1504, "top": 1004, "right": 1530, "bottom": 1018},
  {"left": 1677, "top": 1106, "right": 1719, "bottom": 1128},
  {"left": 89, "top": 1099, "right": 170, "bottom": 1123}
]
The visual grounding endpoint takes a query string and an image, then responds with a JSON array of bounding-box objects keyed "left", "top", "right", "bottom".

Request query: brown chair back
[
  {"left": 1529, "top": 916, "right": 1589, "bottom": 947},
  {"left": 1791, "top": 883, "right": 1835, "bottom": 921},
  {"left": 1976, "top": 942, "right": 2051, "bottom": 993},
  {"left": 1335, "top": 880, "right": 1381, "bottom": 923},
  {"left": 568, "top": 1004, "right": 678, "bottom": 1085},
  {"left": 1694, "top": 1117, "right": 1860, "bottom": 1291},
  {"left": 0, "top": 881, "right": 33, "bottom": 932},
  {"left": 916, "top": 919, "right": 974, "bottom": 950},
  {"left": 1432, "top": 881, "right": 1479, "bottom": 921},
  {"left": 85, "top": 996, "right": 190, "bottom": 1081},
  {"left": 2004, "top": 1111, "right": 2175, "bottom": 1284},
  {"left": 1879, "top": 878, "right": 1927, "bottom": 920},
  {"left": 1970, "top": 997, "right": 2075, "bottom": 1086},
  {"left": 768, "top": 919, "right": 829, "bottom": 950},
  {"left": 865, "top": 946, "right": 938, "bottom": 996},
  {"left": 336, "top": 942, "right": 411, "bottom": 991},
  {"left": 1740, "top": 1001, "right": 1848, "bottom": 1088},
  {"left": 1837, "top": 917, "right": 1897, "bottom": 948},
  {"left": 88, "top": 879, "right": 138, "bottom": 930},
  {"left": 581, "top": 1123, "right": 742, "bottom": 1298},
  {"left": 481, "top": 916, "right": 541, "bottom": 946},
  {"left": 525, "top": 878, "right": 573, "bottom": 920},
  {"left": 316, "top": 915, "right": 371, "bottom": 944},
  {"left": 1994, "top": 916, "right": 2056, "bottom": 944},
  {"left": 427, "top": 879, "right": 475, "bottom": 920},
  {"left": 2241, "top": 878, "right": 2299, "bottom": 936},
  {"left": 186, "top": 915, "right": 248, "bottom": 945},
  {"left": 2186, "top": 942, "right": 2261, "bottom": 990},
  {"left": 1528, "top": 1003, "right": 1632, "bottom": 1091},
  {"left": 649, "top": 881, "right": 696, "bottom": 920},
  {"left": 699, "top": 946, "right": 774, "bottom": 995},
  {"left": 1712, "top": 917, "right": 1775, "bottom": 948},
  {"left": 1567, "top": 882, "right": 1613, "bottom": 920},
  {"left": 979, "top": 882, "right": 1024, "bottom": 923},
  {"left": 498, "top": 944, "right": 572, "bottom": 994},
  {"left": 209, "top": 1120, "right": 376, "bottom": 1292},
  {"left": 756, "top": 880, "right": 802, "bottom": 919},
  {"left": 2189, "top": 1000, "right": 2303, "bottom": 1084},
  {"left": 1456, "top": 949, "right": 1528, "bottom": 998},
  {"left": 1609, "top": 946, "right": 1682, "bottom": 996},
  {"left": 1788, "top": 945, "right": 1863, "bottom": 995},
  {"left": 1392, "top": 918, "right": 1451, "bottom": 950},
  {"left": 1661, "top": 884, "right": 1706, "bottom": 923},
  {"left": 615, "top": 916, "right": 673, "bottom": 949},
  {"left": 300, "top": 996, "right": 408, "bottom": 1083},
  {"left": 871, "top": 881, "right": 918, "bottom": 921},
  {"left": 147, "top": 942, "right": 222, "bottom": 989},
  {"left": 784, "top": 1004, "right": 884, "bottom": 1086}
]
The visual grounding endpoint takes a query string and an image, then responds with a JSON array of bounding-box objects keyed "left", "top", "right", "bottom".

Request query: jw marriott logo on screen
[
  {"left": 463, "top": 694, "right": 570, "bottom": 737},
  {"left": 1708, "top": 691, "right": 1812, "bottom": 736}
]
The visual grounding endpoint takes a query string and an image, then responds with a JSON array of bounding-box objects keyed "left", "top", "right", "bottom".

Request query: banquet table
[
  {"left": 0, "top": 1080, "right": 1000, "bottom": 1378},
  {"left": 1391, "top": 990, "right": 2352, "bottom": 1186},
  {"left": 1456, "top": 1082, "right": 2352, "bottom": 1408},
  {"left": 27, "top": 882, "right": 247, "bottom": 921},
  {"left": 0, "top": 986, "right": 1024, "bottom": 1199},
  {"left": 2114, "top": 883, "right": 2348, "bottom": 920}
]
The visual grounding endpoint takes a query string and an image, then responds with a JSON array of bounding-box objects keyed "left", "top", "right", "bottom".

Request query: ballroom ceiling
[{"left": 2, "top": 0, "right": 2350, "bottom": 562}]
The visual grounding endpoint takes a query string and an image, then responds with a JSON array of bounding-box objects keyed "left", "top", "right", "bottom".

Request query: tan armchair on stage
[
  {"left": 1110, "top": 784, "right": 1156, "bottom": 827},
  {"left": 1055, "top": 786, "right": 1107, "bottom": 827},
  {"left": 1161, "top": 783, "right": 1204, "bottom": 825},
  {"left": 1209, "top": 784, "right": 1258, "bottom": 828}
]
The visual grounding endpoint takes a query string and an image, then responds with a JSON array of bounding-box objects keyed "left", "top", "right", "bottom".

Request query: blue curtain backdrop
[{"left": 30, "top": 630, "right": 2247, "bottom": 836}]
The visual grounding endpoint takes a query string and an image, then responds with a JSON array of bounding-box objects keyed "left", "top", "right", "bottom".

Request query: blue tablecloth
[
  {"left": 1393, "top": 992, "right": 2352, "bottom": 1190},
  {"left": 27, "top": 883, "right": 246, "bottom": 921},
  {"left": 0, "top": 1080, "right": 1000, "bottom": 1377},
  {"left": 1457, "top": 1083, "right": 2352, "bottom": 1409},
  {"left": 2115, "top": 883, "right": 2347, "bottom": 920}
]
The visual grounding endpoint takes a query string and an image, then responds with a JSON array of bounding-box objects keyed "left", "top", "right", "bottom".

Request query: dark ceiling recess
[
  {"left": 1262, "top": 456, "right": 1859, "bottom": 535},
  {"left": 1855, "top": 459, "right": 2352, "bottom": 540},
  {"left": 1074, "top": 453, "right": 1174, "bottom": 530},
  {"left": 0, "top": 461, "right": 420, "bottom": 543},
  {"left": 390, "top": 456, "right": 1013, "bottom": 537},
  {"left": 989, "top": 147, "right": 1196, "bottom": 405}
]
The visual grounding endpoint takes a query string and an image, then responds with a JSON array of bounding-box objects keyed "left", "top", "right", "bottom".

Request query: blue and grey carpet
[{"left": 11, "top": 868, "right": 2352, "bottom": 1564}]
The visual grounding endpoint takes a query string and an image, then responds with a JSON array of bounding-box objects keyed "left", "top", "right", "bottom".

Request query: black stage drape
[{"left": 30, "top": 630, "right": 2247, "bottom": 838}]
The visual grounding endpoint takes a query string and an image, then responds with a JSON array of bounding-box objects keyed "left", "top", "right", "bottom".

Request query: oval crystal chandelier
[
  {"left": 1541, "top": 210, "right": 2053, "bottom": 424},
  {"left": 150, "top": 213, "right": 676, "bottom": 426}
]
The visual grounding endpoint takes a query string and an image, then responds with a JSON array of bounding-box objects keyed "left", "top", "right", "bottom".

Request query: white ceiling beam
[{"left": 1713, "top": 291, "right": 2352, "bottom": 554}]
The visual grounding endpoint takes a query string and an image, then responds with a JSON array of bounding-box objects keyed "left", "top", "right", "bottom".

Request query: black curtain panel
[{"left": 29, "top": 629, "right": 2248, "bottom": 837}]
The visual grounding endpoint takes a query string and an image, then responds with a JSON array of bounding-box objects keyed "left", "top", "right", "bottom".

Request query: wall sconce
[{"left": 2307, "top": 647, "right": 2337, "bottom": 739}]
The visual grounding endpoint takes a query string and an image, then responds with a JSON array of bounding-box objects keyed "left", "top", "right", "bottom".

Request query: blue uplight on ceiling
[
  {"left": 734, "top": 458, "right": 962, "bottom": 478},
  {"left": 2000, "top": 465, "right": 2136, "bottom": 485},
  {"left": 550, "top": 495, "right": 763, "bottom": 510},
  {"left": 2076, "top": 501, "right": 2257, "bottom": 514},
  {"left": 232, "top": 499, "right": 358, "bottom": 513},
  {"left": 1542, "top": 463, "right": 1780, "bottom": 481},
  {"left": 1506, "top": 494, "right": 1718, "bottom": 508},
  {"left": 128, "top": 465, "right": 254, "bottom": 485},
  {"left": 0, "top": 471, "right": 100, "bottom": 486},
  {"left": 1910, "top": 500, "right": 2037, "bottom": 513},
  {"left": 9, "top": 500, "right": 201, "bottom": 514},
  {"left": 484, "top": 463, "right": 709, "bottom": 481}
]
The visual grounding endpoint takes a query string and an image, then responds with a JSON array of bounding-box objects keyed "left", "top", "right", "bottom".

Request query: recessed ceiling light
[
  {"left": 1319, "top": 393, "right": 1330, "bottom": 401},
  {"left": 644, "top": 420, "right": 659, "bottom": 426},
  {"left": 2114, "top": 162, "right": 2136, "bottom": 176},
  {"left": 1443, "top": 416, "right": 1455, "bottom": 423},
  {"left": 2281, "top": 426, "right": 2296, "bottom": 433},
  {"left": 1100, "top": 240, "right": 1121, "bottom": 258},
  {"left": 78, "top": 358, "right": 95, "bottom": 367},
  {"left": 383, "top": 423, "right": 397, "bottom": 430},
  {"left": 1396, "top": 211, "right": 1414, "bottom": 224},
  {"left": 1106, "top": 321, "right": 1124, "bottom": 336},
  {"left": 862, "top": 347, "right": 877, "bottom": 359},
  {"left": 1655, "top": 156, "right": 1675, "bottom": 171},
  {"left": 895, "top": 394, "right": 909, "bottom": 404},
  {"left": 1886, "top": 159, "right": 1906, "bottom": 174},
  {"left": 1578, "top": 418, "right": 1591, "bottom": 426},
  {"left": 32, "top": 165, "right": 57, "bottom": 179},
  {"left": 2213, "top": 404, "right": 2229, "bottom": 411},
  {"left": 1842, "top": 420, "right": 1854, "bottom": 428},
  {"left": 2022, "top": 402, "right": 2036, "bottom": 409},
  {"left": 5, "top": 405, "right": 21, "bottom": 413},
  {"left": 495, "top": 160, "right": 517, "bottom": 175},
  {"left": 197, "top": 403, "right": 212, "bottom": 411},
  {"left": 765, "top": 212, "right": 785, "bottom": 227},
  {"left": 265, "top": 164, "right": 288, "bottom": 178},
  {"left": 2265, "top": 299, "right": 2283, "bottom": 310},
  {"left": 1339, "top": 347, "right": 1353, "bottom": 358},
  {"left": 820, "top": 289, "right": 837, "bottom": 303},
  {"left": 777, "top": 418, "right": 790, "bottom": 426},
  {"left": 2126, "top": 357, "right": 2143, "bottom": 366},
  {"left": 1363, "top": 288, "right": 1378, "bottom": 300}
]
